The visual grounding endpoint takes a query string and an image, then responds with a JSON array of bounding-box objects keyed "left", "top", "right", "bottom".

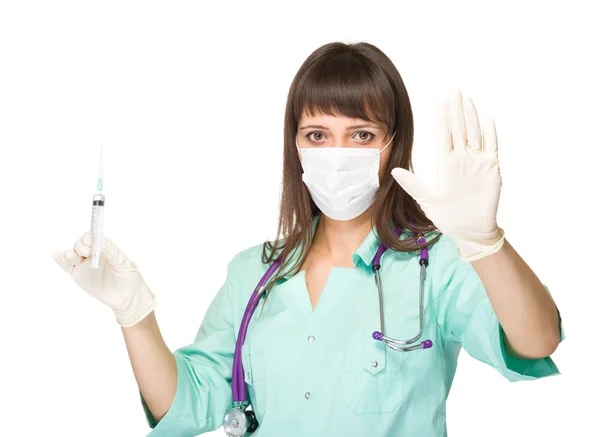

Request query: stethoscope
[{"left": 222, "top": 228, "right": 432, "bottom": 437}]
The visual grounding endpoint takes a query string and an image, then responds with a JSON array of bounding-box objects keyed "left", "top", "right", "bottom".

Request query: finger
[
  {"left": 80, "top": 231, "right": 93, "bottom": 248},
  {"left": 52, "top": 249, "right": 75, "bottom": 274},
  {"left": 74, "top": 238, "right": 92, "bottom": 258},
  {"left": 67, "top": 248, "right": 85, "bottom": 264},
  {"left": 482, "top": 116, "right": 498, "bottom": 157},
  {"left": 103, "top": 236, "right": 135, "bottom": 272},
  {"left": 463, "top": 95, "right": 482, "bottom": 151},
  {"left": 391, "top": 167, "right": 433, "bottom": 202},
  {"left": 448, "top": 89, "right": 467, "bottom": 153},
  {"left": 435, "top": 96, "right": 452, "bottom": 160},
  {"left": 103, "top": 236, "right": 121, "bottom": 265}
]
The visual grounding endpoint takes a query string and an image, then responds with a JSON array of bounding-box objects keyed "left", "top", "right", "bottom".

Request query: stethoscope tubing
[
  {"left": 372, "top": 262, "right": 433, "bottom": 351},
  {"left": 232, "top": 259, "right": 281, "bottom": 403}
]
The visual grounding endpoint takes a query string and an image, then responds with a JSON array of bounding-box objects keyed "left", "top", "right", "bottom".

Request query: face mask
[{"left": 296, "top": 132, "right": 396, "bottom": 221}]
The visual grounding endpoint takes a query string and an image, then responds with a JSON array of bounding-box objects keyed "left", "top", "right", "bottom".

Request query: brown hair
[{"left": 261, "top": 41, "right": 440, "bottom": 298}]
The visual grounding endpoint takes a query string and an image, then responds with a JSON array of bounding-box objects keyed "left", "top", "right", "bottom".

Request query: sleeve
[
  {"left": 431, "top": 235, "right": 565, "bottom": 382},
  {"left": 141, "top": 258, "right": 238, "bottom": 436}
]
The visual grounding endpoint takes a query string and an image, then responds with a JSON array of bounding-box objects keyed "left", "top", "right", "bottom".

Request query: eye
[
  {"left": 305, "top": 131, "right": 327, "bottom": 142},
  {"left": 353, "top": 130, "right": 376, "bottom": 143}
]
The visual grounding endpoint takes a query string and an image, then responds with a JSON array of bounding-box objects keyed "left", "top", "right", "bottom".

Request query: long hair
[{"left": 261, "top": 41, "right": 440, "bottom": 299}]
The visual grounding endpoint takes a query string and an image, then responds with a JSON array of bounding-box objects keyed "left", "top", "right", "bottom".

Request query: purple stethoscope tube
[
  {"left": 230, "top": 229, "right": 433, "bottom": 408},
  {"left": 232, "top": 258, "right": 282, "bottom": 403}
]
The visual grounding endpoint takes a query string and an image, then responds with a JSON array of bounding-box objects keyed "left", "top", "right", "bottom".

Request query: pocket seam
[{"left": 343, "top": 342, "right": 405, "bottom": 414}]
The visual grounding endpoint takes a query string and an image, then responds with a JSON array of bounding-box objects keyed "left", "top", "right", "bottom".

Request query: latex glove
[
  {"left": 52, "top": 231, "right": 156, "bottom": 327},
  {"left": 392, "top": 89, "right": 505, "bottom": 261}
]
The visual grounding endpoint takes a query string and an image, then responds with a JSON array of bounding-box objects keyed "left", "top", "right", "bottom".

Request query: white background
[{"left": 1, "top": 1, "right": 598, "bottom": 436}]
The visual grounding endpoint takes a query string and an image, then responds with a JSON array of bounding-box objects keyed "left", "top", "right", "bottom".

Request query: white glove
[
  {"left": 52, "top": 232, "right": 156, "bottom": 327},
  {"left": 392, "top": 89, "right": 505, "bottom": 262}
]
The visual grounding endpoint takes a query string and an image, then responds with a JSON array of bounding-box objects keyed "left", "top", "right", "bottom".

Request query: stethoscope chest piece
[{"left": 224, "top": 405, "right": 258, "bottom": 437}]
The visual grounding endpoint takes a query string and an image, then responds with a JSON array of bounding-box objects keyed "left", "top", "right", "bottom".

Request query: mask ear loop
[
  {"left": 295, "top": 136, "right": 304, "bottom": 157},
  {"left": 379, "top": 131, "right": 397, "bottom": 154}
]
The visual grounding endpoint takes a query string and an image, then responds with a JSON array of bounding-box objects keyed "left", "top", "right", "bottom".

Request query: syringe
[{"left": 90, "top": 146, "right": 105, "bottom": 268}]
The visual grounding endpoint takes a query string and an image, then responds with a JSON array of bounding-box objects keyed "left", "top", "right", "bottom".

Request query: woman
[{"left": 52, "top": 42, "right": 563, "bottom": 437}]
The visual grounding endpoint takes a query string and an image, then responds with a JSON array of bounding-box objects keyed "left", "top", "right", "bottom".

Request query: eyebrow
[{"left": 298, "top": 124, "right": 380, "bottom": 130}]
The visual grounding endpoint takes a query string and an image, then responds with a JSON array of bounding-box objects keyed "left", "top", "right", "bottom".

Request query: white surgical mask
[{"left": 296, "top": 132, "right": 396, "bottom": 221}]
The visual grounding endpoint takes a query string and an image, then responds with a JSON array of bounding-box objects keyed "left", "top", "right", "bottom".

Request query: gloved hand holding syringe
[
  {"left": 51, "top": 145, "right": 156, "bottom": 326},
  {"left": 90, "top": 145, "right": 105, "bottom": 268}
]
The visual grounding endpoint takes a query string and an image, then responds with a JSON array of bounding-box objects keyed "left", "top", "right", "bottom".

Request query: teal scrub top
[{"left": 141, "top": 216, "right": 564, "bottom": 436}]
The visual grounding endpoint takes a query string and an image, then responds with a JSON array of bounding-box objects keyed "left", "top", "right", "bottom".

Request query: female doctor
[{"left": 53, "top": 42, "right": 563, "bottom": 437}]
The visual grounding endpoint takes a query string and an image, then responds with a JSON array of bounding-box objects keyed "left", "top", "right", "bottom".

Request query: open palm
[{"left": 392, "top": 89, "right": 504, "bottom": 261}]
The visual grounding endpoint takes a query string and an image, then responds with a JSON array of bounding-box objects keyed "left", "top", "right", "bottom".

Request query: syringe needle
[{"left": 97, "top": 145, "right": 104, "bottom": 192}]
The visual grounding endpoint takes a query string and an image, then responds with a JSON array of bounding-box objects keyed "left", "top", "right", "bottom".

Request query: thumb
[
  {"left": 391, "top": 168, "right": 432, "bottom": 202},
  {"left": 102, "top": 236, "right": 137, "bottom": 273}
]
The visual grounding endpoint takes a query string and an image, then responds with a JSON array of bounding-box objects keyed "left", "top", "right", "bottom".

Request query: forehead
[{"left": 299, "top": 110, "right": 385, "bottom": 129}]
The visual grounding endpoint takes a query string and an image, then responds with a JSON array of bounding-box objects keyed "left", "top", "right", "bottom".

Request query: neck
[{"left": 312, "top": 207, "right": 374, "bottom": 264}]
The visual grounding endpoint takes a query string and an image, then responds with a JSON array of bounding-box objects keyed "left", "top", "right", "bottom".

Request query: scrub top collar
[{"left": 351, "top": 227, "right": 382, "bottom": 268}]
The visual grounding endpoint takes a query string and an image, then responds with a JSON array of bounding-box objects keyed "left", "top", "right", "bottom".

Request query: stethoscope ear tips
[{"left": 373, "top": 331, "right": 434, "bottom": 351}]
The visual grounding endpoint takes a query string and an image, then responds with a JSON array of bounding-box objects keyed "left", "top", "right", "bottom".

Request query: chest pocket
[
  {"left": 241, "top": 342, "right": 267, "bottom": 419},
  {"left": 343, "top": 327, "right": 405, "bottom": 414}
]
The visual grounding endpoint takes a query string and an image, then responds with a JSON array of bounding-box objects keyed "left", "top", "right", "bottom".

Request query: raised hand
[{"left": 392, "top": 89, "right": 505, "bottom": 261}]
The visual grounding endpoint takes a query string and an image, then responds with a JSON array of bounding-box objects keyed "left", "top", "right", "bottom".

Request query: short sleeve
[
  {"left": 141, "top": 259, "right": 238, "bottom": 436},
  {"left": 431, "top": 235, "right": 564, "bottom": 382}
]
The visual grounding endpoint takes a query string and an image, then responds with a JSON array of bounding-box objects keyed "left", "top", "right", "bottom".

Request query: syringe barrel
[{"left": 91, "top": 193, "right": 105, "bottom": 269}]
